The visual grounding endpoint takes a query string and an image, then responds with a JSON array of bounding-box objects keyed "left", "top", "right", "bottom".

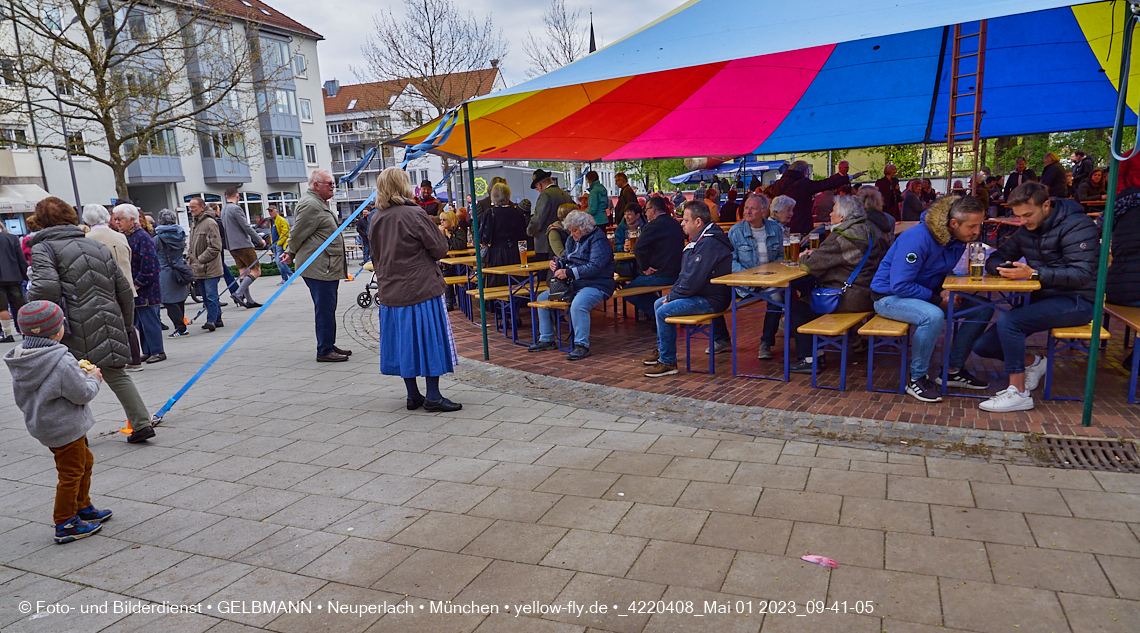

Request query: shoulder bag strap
[{"left": 842, "top": 237, "right": 875, "bottom": 290}]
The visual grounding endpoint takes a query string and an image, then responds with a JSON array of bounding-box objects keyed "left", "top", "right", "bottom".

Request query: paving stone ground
[{"left": 1, "top": 281, "right": 1138, "bottom": 632}]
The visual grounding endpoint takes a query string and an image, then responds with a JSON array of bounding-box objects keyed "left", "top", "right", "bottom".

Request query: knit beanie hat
[{"left": 17, "top": 300, "right": 65, "bottom": 336}]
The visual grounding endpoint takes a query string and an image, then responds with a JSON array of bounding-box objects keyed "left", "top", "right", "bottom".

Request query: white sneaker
[
  {"left": 979, "top": 386, "right": 1034, "bottom": 412},
  {"left": 1024, "top": 356, "right": 1047, "bottom": 392}
]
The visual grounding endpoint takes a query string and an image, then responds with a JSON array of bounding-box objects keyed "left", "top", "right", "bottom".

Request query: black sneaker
[
  {"left": 906, "top": 376, "right": 944, "bottom": 403},
  {"left": 127, "top": 425, "right": 156, "bottom": 443},
  {"left": 567, "top": 345, "right": 591, "bottom": 361},
  {"left": 937, "top": 367, "right": 989, "bottom": 390},
  {"left": 790, "top": 357, "right": 827, "bottom": 374},
  {"left": 527, "top": 341, "right": 557, "bottom": 352},
  {"left": 202, "top": 322, "right": 215, "bottom": 331},
  {"left": 0, "top": 334, "right": 15, "bottom": 343}
]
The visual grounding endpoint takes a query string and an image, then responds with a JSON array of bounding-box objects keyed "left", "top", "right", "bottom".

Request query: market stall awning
[
  {"left": 396, "top": 0, "right": 1134, "bottom": 161},
  {"left": 0, "top": 184, "right": 51, "bottom": 214},
  {"left": 668, "top": 160, "right": 787, "bottom": 185}
]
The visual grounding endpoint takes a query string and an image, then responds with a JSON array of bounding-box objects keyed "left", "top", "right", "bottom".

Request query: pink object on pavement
[{"left": 801, "top": 555, "right": 839, "bottom": 568}]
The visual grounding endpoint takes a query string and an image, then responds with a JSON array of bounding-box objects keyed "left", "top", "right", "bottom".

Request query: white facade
[{"left": 0, "top": 1, "right": 330, "bottom": 232}]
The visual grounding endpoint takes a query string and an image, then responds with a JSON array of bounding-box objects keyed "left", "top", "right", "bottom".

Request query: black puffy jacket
[
  {"left": 27, "top": 224, "right": 134, "bottom": 368},
  {"left": 1107, "top": 191, "right": 1140, "bottom": 306},
  {"left": 670, "top": 222, "right": 733, "bottom": 312},
  {"left": 985, "top": 198, "right": 1099, "bottom": 302}
]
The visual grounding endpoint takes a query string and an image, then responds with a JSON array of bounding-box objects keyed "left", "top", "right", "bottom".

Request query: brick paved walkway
[
  {"left": 446, "top": 299, "right": 1140, "bottom": 438},
  {"left": 1, "top": 283, "right": 1138, "bottom": 632}
]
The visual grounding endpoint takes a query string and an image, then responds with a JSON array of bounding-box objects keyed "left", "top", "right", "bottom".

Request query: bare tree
[
  {"left": 522, "top": 0, "right": 586, "bottom": 79},
  {"left": 1, "top": 0, "right": 282, "bottom": 199},
  {"left": 356, "top": 0, "right": 507, "bottom": 200}
]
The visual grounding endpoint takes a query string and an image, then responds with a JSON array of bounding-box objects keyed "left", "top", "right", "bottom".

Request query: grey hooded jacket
[
  {"left": 4, "top": 341, "right": 100, "bottom": 448},
  {"left": 27, "top": 224, "right": 135, "bottom": 368}
]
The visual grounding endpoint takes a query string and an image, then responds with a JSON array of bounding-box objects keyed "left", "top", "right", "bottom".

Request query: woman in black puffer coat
[{"left": 1107, "top": 188, "right": 1140, "bottom": 307}]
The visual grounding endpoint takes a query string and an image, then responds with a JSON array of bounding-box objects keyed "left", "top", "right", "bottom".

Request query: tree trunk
[{"left": 113, "top": 163, "right": 130, "bottom": 202}]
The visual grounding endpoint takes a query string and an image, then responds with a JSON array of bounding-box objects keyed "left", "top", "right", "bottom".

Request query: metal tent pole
[
  {"left": 463, "top": 103, "right": 489, "bottom": 360},
  {"left": 1081, "top": 2, "right": 1138, "bottom": 426}
]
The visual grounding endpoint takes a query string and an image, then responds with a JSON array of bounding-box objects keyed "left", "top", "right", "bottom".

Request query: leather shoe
[
  {"left": 145, "top": 353, "right": 167, "bottom": 364},
  {"left": 202, "top": 322, "right": 215, "bottom": 331},
  {"left": 527, "top": 341, "right": 557, "bottom": 352},
  {"left": 423, "top": 398, "right": 462, "bottom": 412},
  {"left": 127, "top": 425, "right": 155, "bottom": 443},
  {"left": 218, "top": 301, "right": 229, "bottom": 307},
  {"left": 333, "top": 347, "right": 353, "bottom": 356},
  {"left": 139, "top": 353, "right": 151, "bottom": 363},
  {"left": 567, "top": 345, "right": 591, "bottom": 361},
  {"left": 215, "top": 319, "right": 224, "bottom": 328},
  {"left": 407, "top": 396, "right": 425, "bottom": 410},
  {"left": 316, "top": 352, "right": 349, "bottom": 362},
  {"left": 244, "top": 300, "right": 263, "bottom": 308}
]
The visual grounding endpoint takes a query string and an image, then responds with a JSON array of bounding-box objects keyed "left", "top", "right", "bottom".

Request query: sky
[{"left": 265, "top": 0, "right": 688, "bottom": 89}]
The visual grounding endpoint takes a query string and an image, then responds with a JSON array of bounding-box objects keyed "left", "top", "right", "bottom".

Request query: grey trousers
[{"left": 102, "top": 366, "right": 151, "bottom": 430}]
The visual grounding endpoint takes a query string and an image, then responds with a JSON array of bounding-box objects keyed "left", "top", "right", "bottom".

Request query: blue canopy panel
[
  {"left": 668, "top": 160, "right": 788, "bottom": 185},
  {"left": 928, "top": 8, "right": 1135, "bottom": 142}
]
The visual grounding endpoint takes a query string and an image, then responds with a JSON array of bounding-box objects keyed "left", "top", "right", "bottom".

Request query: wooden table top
[
  {"left": 480, "top": 263, "right": 547, "bottom": 276},
  {"left": 942, "top": 275, "right": 1041, "bottom": 292},
  {"left": 446, "top": 248, "right": 476, "bottom": 256},
  {"left": 440, "top": 255, "right": 477, "bottom": 266},
  {"left": 894, "top": 221, "right": 919, "bottom": 235},
  {"left": 614, "top": 251, "right": 636, "bottom": 262},
  {"left": 712, "top": 261, "right": 809, "bottom": 288}
]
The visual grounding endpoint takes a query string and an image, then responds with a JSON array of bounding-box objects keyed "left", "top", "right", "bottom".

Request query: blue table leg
[{"left": 783, "top": 285, "right": 792, "bottom": 381}]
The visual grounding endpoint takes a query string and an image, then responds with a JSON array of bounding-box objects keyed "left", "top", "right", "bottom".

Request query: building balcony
[
  {"left": 126, "top": 155, "right": 185, "bottom": 184},
  {"left": 201, "top": 157, "right": 252, "bottom": 184},
  {"left": 265, "top": 157, "right": 306, "bottom": 184},
  {"left": 259, "top": 112, "right": 302, "bottom": 137},
  {"left": 332, "top": 160, "right": 382, "bottom": 175}
]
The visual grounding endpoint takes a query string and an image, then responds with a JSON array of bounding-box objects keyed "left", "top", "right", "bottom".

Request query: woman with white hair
[
  {"left": 83, "top": 204, "right": 135, "bottom": 299},
  {"left": 769, "top": 195, "right": 796, "bottom": 229},
  {"left": 787, "top": 195, "right": 890, "bottom": 374},
  {"left": 527, "top": 210, "right": 615, "bottom": 361},
  {"left": 112, "top": 203, "right": 165, "bottom": 364},
  {"left": 369, "top": 167, "right": 462, "bottom": 412}
]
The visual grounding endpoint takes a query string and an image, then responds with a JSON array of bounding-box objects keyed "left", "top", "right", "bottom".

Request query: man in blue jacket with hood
[
  {"left": 870, "top": 195, "right": 989, "bottom": 402},
  {"left": 643, "top": 200, "right": 733, "bottom": 377}
]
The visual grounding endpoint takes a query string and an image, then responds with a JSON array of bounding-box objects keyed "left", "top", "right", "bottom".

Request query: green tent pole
[
  {"left": 1081, "top": 4, "right": 1136, "bottom": 426},
  {"left": 463, "top": 102, "right": 490, "bottom": 360}
]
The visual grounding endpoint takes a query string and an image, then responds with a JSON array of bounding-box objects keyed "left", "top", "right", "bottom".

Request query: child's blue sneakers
[
  {"left": 54, "top": 516, "right": 102, "bottom": 544},
  {"left": 77, "top": 505, "right": 113, "bottom": 523}
]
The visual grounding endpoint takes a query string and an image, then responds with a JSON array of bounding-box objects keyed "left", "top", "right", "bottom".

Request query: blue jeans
[
  {"left": 974, "top": 294, "right": 1093, "bottom": 374},
  {"left": 304, "top": 277, "right": 340, "bottom": 356},
  {"left": 623, "top": 274, "right": 677, "bottom": 318},
  {"left": 197, "top": 277, "right": 221, "bottom": 323},
  {"left": 536, "top": 286, "right": 607, "bottom": 349},
  {"left": 873, "top": 294, "right": 992, "bottom": 381},
  {"left": 134, "top": 304, "right": 164, "bottom": 355},
  {"left": 272, "top": 244, "right": 292, "bottom": 282},
  {"left": 654, "top": 295, "right": 716, "bottom": 365}
]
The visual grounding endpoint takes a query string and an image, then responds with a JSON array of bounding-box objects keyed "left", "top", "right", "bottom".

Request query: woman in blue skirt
[{"left": 369, "top": 167, "right": 462, "bottom": 412}]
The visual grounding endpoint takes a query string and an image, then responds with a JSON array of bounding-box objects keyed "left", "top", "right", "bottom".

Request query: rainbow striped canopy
[{"left": 396, "top": 0, "right": 1134, "bottom": 161}]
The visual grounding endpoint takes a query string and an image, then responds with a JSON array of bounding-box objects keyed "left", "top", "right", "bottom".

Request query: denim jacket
[{"left": 728, "top": 218, "right": 783, "bottom": 271}]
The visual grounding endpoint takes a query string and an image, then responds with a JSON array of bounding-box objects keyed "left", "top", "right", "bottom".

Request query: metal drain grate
[{"left": 1032, "top": 436, "right": 1140, "bottom": 473}]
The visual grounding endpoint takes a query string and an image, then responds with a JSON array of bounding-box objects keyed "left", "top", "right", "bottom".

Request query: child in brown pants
[{"left": 3, "top": 300, "right": 112, "bottom": 543}]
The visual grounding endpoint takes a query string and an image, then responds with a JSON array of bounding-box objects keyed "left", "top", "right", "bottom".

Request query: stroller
[{"left": 356, "top": 261, "right": 380, "bottom": 308}]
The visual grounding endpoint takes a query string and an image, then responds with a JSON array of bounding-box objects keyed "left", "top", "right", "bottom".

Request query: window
[
  {"left": 327, "top": 122, "right": 344, "bottom": 135},
  {"left": 304, "top": 143, "right": 317, "bottom": 165},
  {"left": 268, "top": 191, "right": 297, "bottom": 215},
  {"left": 258, "top": 37, "right": 291, "bottom": 76},
  {"left": 56, "top": 73, "right": 73, "bottom": 96},
  {"left": 0, "top": 127, "right": 28, "bottom": 149},
  {"left": 66, "top": 131, "right": 84, "bottom": 155},
  {"left": 347, "top": 99, "right": 357, "bottom": 110},
  {"left": 184, "top": 192, "right": 222, "bottom": 204},
  {"left": 293, "top": 54, "right": 307, "bottom": 78},
  {"left": 415, "top": 110, "right": 424, "bottom": 125},
  {"left": 125, "top": 12, "right": 148, "bottom": 41},
  {"left": 0, "top": 58, "right": 16, "bottom": 86},
  {"left": 43, "top": 7, "right": 62, "bottom": 32},
  {"left": 298, "top": 98, "right": 312, "bottom": 122},
  {"left": 263, "top": 135, "right": 300, "bottom": 161},
  {"left": 200, "top": 132, "right": 245, "bottom": 159},
  {"left": 143, "top": 129, "right": 177, "bottom": 155},
  {"left": 274, "top": 89, "right": 296, "bottom": 116}
]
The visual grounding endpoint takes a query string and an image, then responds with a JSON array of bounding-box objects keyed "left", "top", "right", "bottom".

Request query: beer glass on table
[
  {"left": 809, "top": 231, "right": 820, "bottom": 250},
  {"left": 789, "top": 234, "right": 801, "bottom": 264},
  {"left": 969, "top": 242, "right": 986, "bottom": 280},
  {"left": 628, "top": 228, "right": 640, "bottom": 252},
  {"left": 518, "top": 241, "right": 528, "bottom": 267},
  {"left": 782, "top": 236, "right": 794, "bottom": 265}
]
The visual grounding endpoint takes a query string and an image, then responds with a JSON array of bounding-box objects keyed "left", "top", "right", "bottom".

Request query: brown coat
[
  {"left": 188, "top": 211, "right": 224, "bottom": 279},
  {"left": 369, "top": 203, "right": 450, "bottom": 307}
]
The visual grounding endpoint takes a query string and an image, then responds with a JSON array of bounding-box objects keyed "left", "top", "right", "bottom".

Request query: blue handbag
[{"left": 809, "top": 238, "right": 874, "bottom": 315}]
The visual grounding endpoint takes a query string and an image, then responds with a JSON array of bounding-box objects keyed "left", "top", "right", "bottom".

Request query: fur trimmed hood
[{"left": 922, "top": 196, "right": 954, "bottom": 246}]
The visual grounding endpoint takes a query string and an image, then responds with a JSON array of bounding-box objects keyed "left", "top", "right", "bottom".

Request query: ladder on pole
[{"left": 946, "top": 21, "right": 987, "bottom": 194}]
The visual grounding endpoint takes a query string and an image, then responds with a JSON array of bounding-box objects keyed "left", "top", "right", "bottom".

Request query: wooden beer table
[
  {"left": 940, "top": 275, "right": 1040, "bottom": 397},
  {"left": 712, "top": 261, "right": 809, "bottom": 381},
  {"left": 446, "top": 248, "right": 476, "bottom": 256},
  {"left": 480, "top": 261, "right": 547, "bottom": 346}
]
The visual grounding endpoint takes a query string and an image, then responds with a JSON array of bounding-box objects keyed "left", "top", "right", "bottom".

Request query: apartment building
[{"left": 0, "top": 0, "right": 330, "bottom": 233}]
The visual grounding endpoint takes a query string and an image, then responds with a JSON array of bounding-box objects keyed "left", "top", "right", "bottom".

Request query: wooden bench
[
  {"left": 663, "top": 297, "right": 761, "bottom": 374},
  {"left": 444, "top": 275, "right": 469, "bottom": 286},
  {"left": 528, "top": 299, "right": 573, "bottom": 351},
  {"left": 468, "top": 284, "right": 547, "bottom": 342},
  {"left": 797, "top": 312, "right": 872, "bottom": 390},
  {"left": 1105, "top": 304, "right": 1140, "bottom": 403},
  {"left": 611, "top": 285, "right": 673, "bottom": 319},
  {"left": 858, "top": 316, "right": 910, "bottom": 394},
  {"left": 1044, "top": 323, "right": 1111, "bottom": 401}
]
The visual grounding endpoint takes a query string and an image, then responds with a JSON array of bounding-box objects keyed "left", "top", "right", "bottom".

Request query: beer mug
[
  {"left": 969, "top": 242, "right": 986, "bottom": 280},
  {"left": 789, "top": 234, "right": 801, "bottom": 264},
  {"left": 518, "top": 240, "right": 528, "bottom": 267},
  {"left": 782, "top": 236, "right": 794, "bottom": 265},
  {"left": 628, "top": 228, "right": 640, "bottom": 252},
  {"left": 809, "top": 231, "right": 820, "bottom": 250}
]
